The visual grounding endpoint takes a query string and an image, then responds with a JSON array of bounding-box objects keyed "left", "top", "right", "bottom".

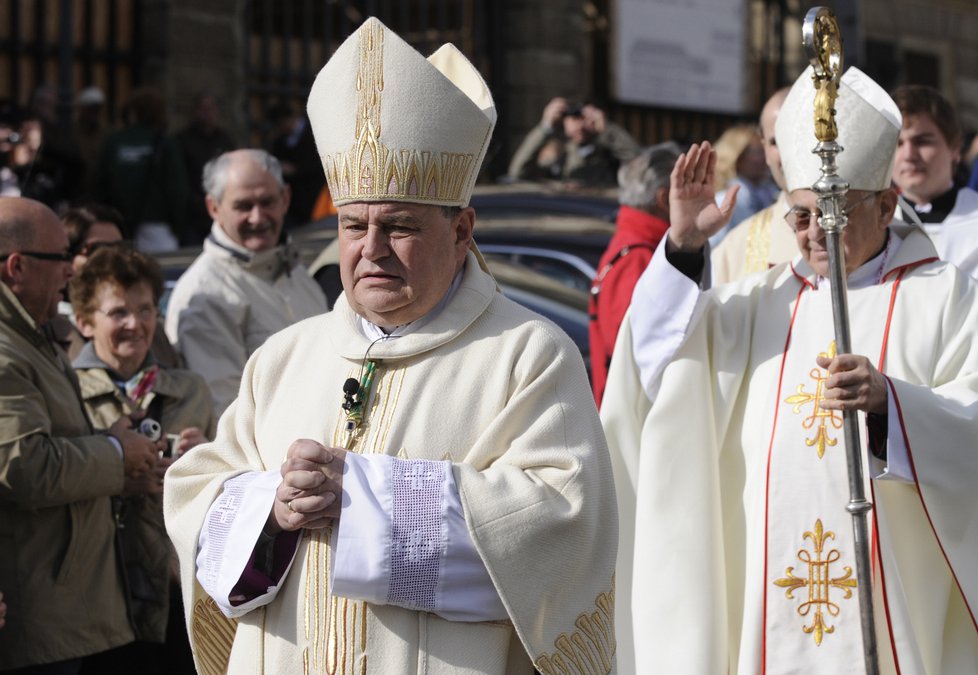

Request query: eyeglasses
[
  {"left": 95, "top": 306, "right": 158, "bottom": 323},
  {"left": 784, "top": 193, "right": 878, "bottom": 232},
  {"left": 0, "top": 250, "right": 73, "bottom": 263}
]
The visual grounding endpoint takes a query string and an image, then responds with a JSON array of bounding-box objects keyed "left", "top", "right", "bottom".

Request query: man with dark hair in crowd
[
  {"left": 176, "top": 92, "right": 238, "bottom": 245},
  {"left": 268, "top": 102, "right": 323, "bottom": 227},
  {"left": 891, "top": 84, "right": 978, "bottom": 279},
  {"left": 97, "top": 87, "right": 188, "bottom": 252}
]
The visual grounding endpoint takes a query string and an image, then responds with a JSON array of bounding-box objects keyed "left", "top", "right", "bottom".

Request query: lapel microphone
[
  {"left": 342, "top": 377, "right": 360, "bottom": 411},
  {"left": 342, "top": 334, "right": 390, "bottom": 413}
]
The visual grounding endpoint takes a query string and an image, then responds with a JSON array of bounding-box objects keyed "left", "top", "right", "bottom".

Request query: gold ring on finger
[{"left": 287, "top": 499, "right": 295, "bottom": 512}]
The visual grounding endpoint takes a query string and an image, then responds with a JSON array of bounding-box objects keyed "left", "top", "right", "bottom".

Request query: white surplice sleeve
[
  {"left": 196, "top": 455, "right": 507, "bottom": 622},
  {"left": 331, "top": 453, "right": 507, "bottom": 622},
  {"left": 196, "top": 470, "right": 296, "bottom": 617},
  {"left": 629, "top": 235, "right": 709, "bottom": 400}
]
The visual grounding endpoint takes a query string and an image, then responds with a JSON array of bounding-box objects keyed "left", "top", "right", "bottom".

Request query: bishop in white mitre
[
  {"left": 164, "top": 17, "right": 617, "bottom": 675},
  {"left": 602, "top": 65, "right": 978, "bottom": 674}
]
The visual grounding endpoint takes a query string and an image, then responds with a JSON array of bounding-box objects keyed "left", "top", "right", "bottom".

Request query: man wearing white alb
[
  {"left": 164, "top": 17, "right": 617, "bottom": 675},
  {"left": 602, "top": 66, "right": 978, "bottom": 673}
]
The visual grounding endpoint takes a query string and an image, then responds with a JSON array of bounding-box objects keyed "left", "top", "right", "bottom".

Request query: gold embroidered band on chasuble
[{"left": 307, "top": 17, "right": 497, "bottom": 208}]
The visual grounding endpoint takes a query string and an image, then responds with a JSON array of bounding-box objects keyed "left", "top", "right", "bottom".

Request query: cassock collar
[{"left": 900, "top": 183, "right": 958, "bottom": 223}]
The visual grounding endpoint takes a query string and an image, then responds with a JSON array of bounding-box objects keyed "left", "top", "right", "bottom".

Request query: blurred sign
[{"left": 613, "top": 0, "right": 749, "bottom": 114}]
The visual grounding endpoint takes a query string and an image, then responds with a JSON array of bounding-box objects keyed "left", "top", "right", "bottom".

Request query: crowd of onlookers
[
  {"left": 3, "top": 72, "right": 978, "bottom": 672},
  {"left": 0, "top": 85, "right": 331, "bottom": 251}
]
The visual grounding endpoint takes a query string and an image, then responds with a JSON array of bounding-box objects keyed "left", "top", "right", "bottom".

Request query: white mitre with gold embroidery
[
  {"left": 307, "top": 17, "right": 496, "bottom": 207},
  {"left": 776, "top": 65, "right": 901, "bottom": 192}
]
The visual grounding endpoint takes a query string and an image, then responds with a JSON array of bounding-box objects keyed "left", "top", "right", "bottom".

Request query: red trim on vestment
[
  {"left": 872, "top": 267, "right": 909, "bottom": 674},
  {"left": 760, "top": 279, "right": 809, "bottom": 674},
  {"left": 869, "top": 479, "right": 903, "bottom": 674},
  {"left": 789, "top": 262, "right": 817, "bottom": 289},
  {"left": 881, "top": 257, "right": 938, "bottom": 283},
  {"left": 890, "top": 377, "right": 978, "bottom": 638}
]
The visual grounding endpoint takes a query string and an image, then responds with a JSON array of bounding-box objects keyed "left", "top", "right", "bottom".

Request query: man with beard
[{"left": 165, "top": 149, "right": 327, "bottom": 415}]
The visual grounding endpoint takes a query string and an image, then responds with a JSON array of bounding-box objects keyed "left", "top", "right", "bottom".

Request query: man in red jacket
[{"left": 589, "top": 142, "right": 680, "bottom": 406}]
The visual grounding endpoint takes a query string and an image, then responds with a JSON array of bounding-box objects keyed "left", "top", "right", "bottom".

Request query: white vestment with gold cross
[
  {"left": 164, "top": 251, "right": 618, "bottom": 675},
  {"left": 603, "top": 223, "right": 978, "bottom": 674}
]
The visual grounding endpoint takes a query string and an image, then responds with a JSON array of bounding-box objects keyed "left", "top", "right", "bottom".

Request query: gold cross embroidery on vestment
[
  {"left": 773, "top": 518, "right": 857, "bottom": 645},
  {"left": 783, "top": 341, "right": 843, "bottom": 459}
]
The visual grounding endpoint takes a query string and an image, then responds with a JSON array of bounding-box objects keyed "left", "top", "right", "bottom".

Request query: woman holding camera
[{"left": 69, "top": 246, "right": 214, "bottom": 674}]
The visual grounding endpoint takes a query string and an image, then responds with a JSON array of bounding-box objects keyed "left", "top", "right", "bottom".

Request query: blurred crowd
[{"left": 0, "top": 85, "right": 333, "bottom": 252}]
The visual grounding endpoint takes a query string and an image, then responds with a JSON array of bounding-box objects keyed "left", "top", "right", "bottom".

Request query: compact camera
[{"left": 138, "top": 418, "right": 179, "bottom": 458}]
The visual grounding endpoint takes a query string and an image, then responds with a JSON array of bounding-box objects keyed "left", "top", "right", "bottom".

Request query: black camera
[{"left": 563, "top": 102, "right": 585, "bottom": 118}]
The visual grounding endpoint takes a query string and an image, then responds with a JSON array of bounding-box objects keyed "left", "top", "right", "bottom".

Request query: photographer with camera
[
  {"left": 507, "top": 95, "right": 640, "bottom": 187},
  {"left": 68, "top": 246, "right": 214, "bottom": 675}
]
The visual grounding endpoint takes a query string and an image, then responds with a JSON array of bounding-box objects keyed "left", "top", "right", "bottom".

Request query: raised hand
[{"left": 666, "top": 141, "right": 740, "bottom": 252}]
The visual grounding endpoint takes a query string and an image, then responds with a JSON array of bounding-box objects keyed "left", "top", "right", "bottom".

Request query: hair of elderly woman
[
  {"left": 712, "top": 124, "right": 762, "bottom": 191},
  {"left": 617, "top": 142, "right": 682, "bottom": 212},
  {"left": 202, "top": 149, "right": 286, "bottom": 203},
  {"left": 69, "top": 246, "right": 164, "bottom": 318},
  {"left": 62, "top": 204, "right": 128, "bottom": 255}
]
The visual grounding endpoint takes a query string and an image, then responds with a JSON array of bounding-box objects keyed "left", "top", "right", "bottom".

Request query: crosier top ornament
[{"left": 803, "top": 8, "right": 844, "bottom": 143}]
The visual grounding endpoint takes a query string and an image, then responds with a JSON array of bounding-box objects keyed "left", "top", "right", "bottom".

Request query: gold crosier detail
[
  {"left": 534, "top": 576, "right": 616, "bottom": 675},
  {"left": 321, "top": 21, "right": 476, "bottom": 204},
  {"left": 773, "top": 519, "right": 857, "bottom": 645},
  {"left": 810, "top": 10, "right": 844, "bottom": 142},
  {"left": 783, "top": 341, "right": 843, "bottom": 459}
]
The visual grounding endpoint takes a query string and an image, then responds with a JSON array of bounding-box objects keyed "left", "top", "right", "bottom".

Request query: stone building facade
[{"left": 2, "top": 0, "right": 978, "bottom": 177}]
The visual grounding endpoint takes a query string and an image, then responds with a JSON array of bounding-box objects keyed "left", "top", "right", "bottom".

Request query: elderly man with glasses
[
  {"left": 0, "top": 197, "right": 161, "bottom": 674},
  {"left": 603, "top": 67, "right": 978, "bottom": 673}
]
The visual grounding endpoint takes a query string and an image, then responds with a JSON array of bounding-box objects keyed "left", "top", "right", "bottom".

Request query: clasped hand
[{"left": 266, "top": 439, "right": 346, "bottom": 535}]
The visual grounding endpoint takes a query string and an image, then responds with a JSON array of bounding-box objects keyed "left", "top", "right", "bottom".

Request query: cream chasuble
[
  {"left": 165, "top": 251, "right": 618, "bottom": 675},
  {"left": 604, "top": 225, "right": 978, "bottom": 674}
]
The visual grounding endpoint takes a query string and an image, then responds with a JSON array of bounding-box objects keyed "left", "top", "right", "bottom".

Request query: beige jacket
[
  {"left": 74, "top": 347, "right": 216, "bottom": 641},
  {"left": 164, "top": 224, "right": 328, "bottom": 416},
  {"left": 0, "top": 283, "right": 133, "bottom": 668}
]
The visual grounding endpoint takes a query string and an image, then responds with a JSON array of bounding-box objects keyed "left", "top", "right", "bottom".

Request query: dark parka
[{"left": 0, "top": 282, "right": 133, "bottom": 668}]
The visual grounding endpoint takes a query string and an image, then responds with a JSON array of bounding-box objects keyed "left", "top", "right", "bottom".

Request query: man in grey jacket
[
  {"left": 165, "top": 149, "right": 328, "bottom": 416},
  {"left": 0, "top": 197, "right": 159, "bottom": 673}
]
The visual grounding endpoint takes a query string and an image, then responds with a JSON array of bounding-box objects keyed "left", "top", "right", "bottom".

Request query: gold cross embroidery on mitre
[
  {"left": 773, "top": 518, "right": 857, "bottom": 646},
  {"left": 783, "top": 341, "right": 843, "bottom": 459}
]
